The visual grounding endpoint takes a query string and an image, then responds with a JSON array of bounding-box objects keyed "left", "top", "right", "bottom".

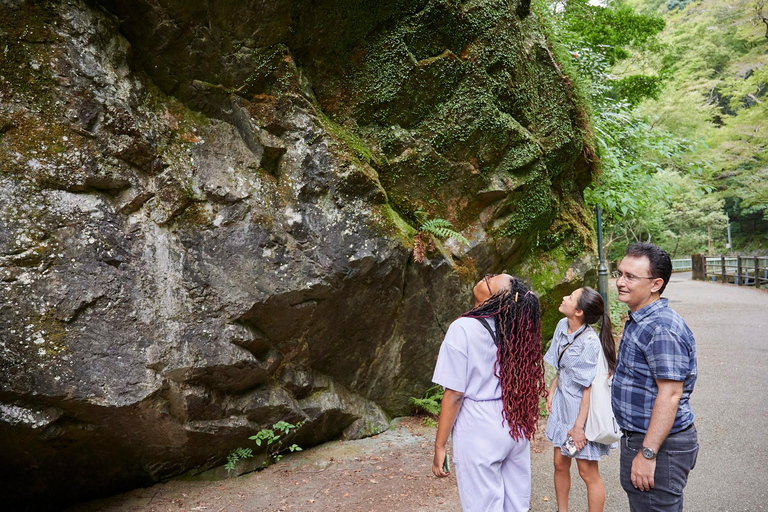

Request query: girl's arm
[
  {"left": 432, "top": 388, "right": 464, "bottom": 477},
  {"left": 546, "top": 374, "right": 558, "bottom": 414},
  {"left": 567, "top": 385, "right": 591, "bottom": 450}
]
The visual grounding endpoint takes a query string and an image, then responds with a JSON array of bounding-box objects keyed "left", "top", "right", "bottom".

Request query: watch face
[{"left": 642, "top": 447, "right": 656, "bottom": 459}]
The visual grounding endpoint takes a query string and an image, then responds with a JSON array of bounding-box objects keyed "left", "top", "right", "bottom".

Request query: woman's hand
[
  {"left": 432, "top": 445, "right": 449, "bottom": 477},
  {"left": 568, "top": 385, "right": 591, "bottom": 451},
  {"left": 568, "top": 425, "right": 587, "bottom": 451},
  {"left": 432, "top": 388, "right": 463, "bottom": 477}
]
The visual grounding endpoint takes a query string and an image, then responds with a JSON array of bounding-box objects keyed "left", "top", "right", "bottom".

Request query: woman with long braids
[
  {"left": 431, "top": 273, "right": 547, "bottom": 512},
  {"left": 544, "top": 286, "right": 617, "bottom": 512}
]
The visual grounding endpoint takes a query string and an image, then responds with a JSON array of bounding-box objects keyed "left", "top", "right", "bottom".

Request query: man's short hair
[{"left": 625, "top": 243, "right": 672, "bottom": 295}]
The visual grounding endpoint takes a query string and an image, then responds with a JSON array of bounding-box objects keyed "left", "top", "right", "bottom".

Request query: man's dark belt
[{"left": 621, "top": 423, "right": 695, "bottom": 438}]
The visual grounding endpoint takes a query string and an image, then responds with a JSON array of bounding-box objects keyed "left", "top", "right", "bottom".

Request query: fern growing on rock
[{"left": 413, "top": 218, "right": 469, "bottom": 263}]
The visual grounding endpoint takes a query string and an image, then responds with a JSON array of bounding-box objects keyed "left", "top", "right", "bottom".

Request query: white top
[{"left": 432, "top": 317, "right": 501, "bottom": 400}]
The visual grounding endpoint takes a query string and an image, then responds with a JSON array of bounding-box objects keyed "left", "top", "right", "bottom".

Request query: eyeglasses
[
  {"left": 612, "top": 270, "right": 657, "bottom": 283},
  {"left": 484, "top": 273, "right": 498, "bottom": 295}
]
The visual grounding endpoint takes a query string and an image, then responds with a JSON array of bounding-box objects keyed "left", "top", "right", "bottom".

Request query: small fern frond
[
  {"left": 420, "top": 218, "right": 453, "bottom": 230},
  {"left": 419, "top": 218, "right": 469, "bottom": 246},
  {"left": 225, "top": 447, "right": 253, "bottom": 473},
  {"left": 409, "top": 385, "right": 445, "bottom": 417}
]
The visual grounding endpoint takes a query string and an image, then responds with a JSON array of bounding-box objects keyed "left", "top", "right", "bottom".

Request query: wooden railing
[{"left": 699, "top": 255, "right": 768, "bottom": 288}]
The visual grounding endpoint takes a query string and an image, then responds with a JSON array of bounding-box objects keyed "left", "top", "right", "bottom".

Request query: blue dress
[{"left": 544, "top": 318, "right": 617, "bottom": 460}]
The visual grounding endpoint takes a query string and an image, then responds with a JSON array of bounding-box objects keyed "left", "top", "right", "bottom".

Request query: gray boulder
[{"left": 0, "top": 0, "right": 597, "bottom": 508}]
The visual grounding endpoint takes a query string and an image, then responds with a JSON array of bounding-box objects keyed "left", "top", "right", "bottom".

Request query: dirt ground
[{"left": 68, "top": 416, "right": 552, "bottom": 512}]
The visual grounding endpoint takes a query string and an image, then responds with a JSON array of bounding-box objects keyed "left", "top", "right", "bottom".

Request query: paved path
[{"left": 530, "top": 274, "right": 768, "bottom": 511}]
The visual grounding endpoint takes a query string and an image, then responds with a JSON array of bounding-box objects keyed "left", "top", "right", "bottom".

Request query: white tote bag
[{"left": 585, "top": 348, "right": 622, "bottom": 444}]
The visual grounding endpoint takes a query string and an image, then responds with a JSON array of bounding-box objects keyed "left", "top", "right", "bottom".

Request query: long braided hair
[{"left": 461, "top": 276, "right": 546, "bottom": 441}]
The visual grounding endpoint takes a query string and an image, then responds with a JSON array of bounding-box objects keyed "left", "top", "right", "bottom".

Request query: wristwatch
[{"left": 641, "top": 446, "right": 657, "bottom": 460}]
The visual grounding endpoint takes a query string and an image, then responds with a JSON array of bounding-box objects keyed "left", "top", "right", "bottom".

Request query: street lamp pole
[{"left": 596, "top": 206, "right": 609, "bottom": 306}]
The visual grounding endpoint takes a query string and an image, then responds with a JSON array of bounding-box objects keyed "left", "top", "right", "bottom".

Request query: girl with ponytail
[
  {"left": 431, "top": 274, "right": 547, "bottom": 512},
  {"left": 544, "top": 286, "right": 617, "bottom": 512}
]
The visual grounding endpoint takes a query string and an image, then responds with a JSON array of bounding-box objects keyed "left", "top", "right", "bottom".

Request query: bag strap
[
  {"left": 595, "top": 346, "right": 612, "bottom": 379},
  {"left": 475, "top": 317, "right": 498, "bottom": 346},
  {"left": 557, "top": 327, "right": 587, "bottom": 368}
]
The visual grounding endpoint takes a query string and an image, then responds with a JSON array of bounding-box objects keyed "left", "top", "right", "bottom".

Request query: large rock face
[{"left": 0, "top": 0, "right": 597, "bottom": 508}]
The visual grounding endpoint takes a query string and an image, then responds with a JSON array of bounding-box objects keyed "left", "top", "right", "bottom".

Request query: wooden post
[
  {"left": 721, "top": 255, "right": 727, "bottom": 283},
  {"left": 692, "top": 254, "right": 705, "bottom": 281},
  {"left": 737, "top": 256, "right": 743, "bottom": 286},
  {"left": 757, "top": 257, "right": 763, "bottom": 289}
]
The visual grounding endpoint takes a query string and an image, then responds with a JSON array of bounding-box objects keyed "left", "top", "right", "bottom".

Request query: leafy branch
[
  {"left": 755, "top": 0, "right": 768, "bottom": 39},
  {"left": 225, "top": 420, "right": 305, "bottom": 473}
]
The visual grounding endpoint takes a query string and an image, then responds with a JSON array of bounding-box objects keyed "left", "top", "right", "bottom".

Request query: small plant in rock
[
  {"left": 224, "top": 447, "right": 253, "bottom": 473},
  {"left": 225, "top": 420, "right": 305, "bottom": 473},
  {"left": 413, "top": 217, "right": 469, "bottom": 263},
  {"left": 409, "top": 385, "right": 444, "bottom": 427}
]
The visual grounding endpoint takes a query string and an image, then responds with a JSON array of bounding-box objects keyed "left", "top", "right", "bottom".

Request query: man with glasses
[{"left": 611, "top": 243, "right": 699, "bottom": 511}]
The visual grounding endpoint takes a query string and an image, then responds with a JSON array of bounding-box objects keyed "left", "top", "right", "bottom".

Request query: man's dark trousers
[{"left": 620, "top": 426, "right": 699, "bottom": 511}]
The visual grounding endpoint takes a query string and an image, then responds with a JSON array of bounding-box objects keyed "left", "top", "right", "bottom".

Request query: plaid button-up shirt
[{"left": 611, "top": 298, "right": 697, "bottom": 434}]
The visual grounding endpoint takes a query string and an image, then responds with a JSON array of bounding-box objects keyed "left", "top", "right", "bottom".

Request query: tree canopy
[{"left": 538, "top": 0, "right": 767, "bottom": 258}]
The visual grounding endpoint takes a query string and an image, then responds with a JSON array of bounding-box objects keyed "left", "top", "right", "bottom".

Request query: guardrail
[
  {"left": 671, "top": 258, "right": 692, "bottom": 272},
  {"left": 703, "top": 256, "right": 768, "bottom": 287}
]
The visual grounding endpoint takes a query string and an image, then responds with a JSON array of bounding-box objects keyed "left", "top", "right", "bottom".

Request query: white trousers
[{"left": 453, "top": 398, "right": 531, "bottom": 512}]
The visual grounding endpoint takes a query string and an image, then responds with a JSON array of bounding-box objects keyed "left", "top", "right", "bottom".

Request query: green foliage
[
  {"left": 652, "top": 170, "right": 727, "bottom": 258},
  {"left": 540, "top": 0, "right": 757, "bottom": 258},
  {"left": 419, "top": 218, "right": 470, "bottom": 246},
  {"left": 539, "top": 395, "right": 549, "bottom": 419},
  {"left": 629, "top": 0, "right": 768, "bottom": 251},
  {"left": 666, "top": 0, "right": 694, "bottom": 10},
  {"left": 410, "top": 385, "right": 444, "bottom": 426},
  {"left": 225, "top": 421, "right": 305, "bottom": 473},
  {"left": 607, "top": 285, "right": 629, "bottom": 336},
  {"left": 610, "top": 75, "right": 664, "bottom": 106},
  {"left": 560, "top": 0, "right": 666, "bottom": 64},
  {"left": 224, "top": 447, "right": 253, "bottom": 473},
  {"left": 413, "top": 213, "right": 469, "bottom": 263}
]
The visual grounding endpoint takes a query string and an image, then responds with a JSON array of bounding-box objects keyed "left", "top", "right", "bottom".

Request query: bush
[{"left": 409, "top": 385, "right": 444, "bottom": 427}]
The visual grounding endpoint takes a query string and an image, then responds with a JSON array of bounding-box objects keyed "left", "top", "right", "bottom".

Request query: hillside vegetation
[
  {"left": 540, "top": 0, "right": 767, "bottom": 258},
  {"left": 629, "top": 0, "right": 768, "bottom": 254}
]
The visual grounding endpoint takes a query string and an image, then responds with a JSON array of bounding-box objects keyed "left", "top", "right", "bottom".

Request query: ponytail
[
  {"left": 577, "top": 287, "right": 616, "bottom": 375},
  {"left": 600, "top": 310, "right": 616, "bottom": 375}
]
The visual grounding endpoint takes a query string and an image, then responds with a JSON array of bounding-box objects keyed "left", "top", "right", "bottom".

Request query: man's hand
[
  {"left": 631, "top": 451, "right": 656, "bottom": 491},
  {"left": 432, "top": 445, "right": 449, "bottom": 478}
]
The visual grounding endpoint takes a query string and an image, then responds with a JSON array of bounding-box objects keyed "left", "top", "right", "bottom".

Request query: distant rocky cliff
[{"left": 0, "top": 0, "right": 596, "bottom": 508}]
